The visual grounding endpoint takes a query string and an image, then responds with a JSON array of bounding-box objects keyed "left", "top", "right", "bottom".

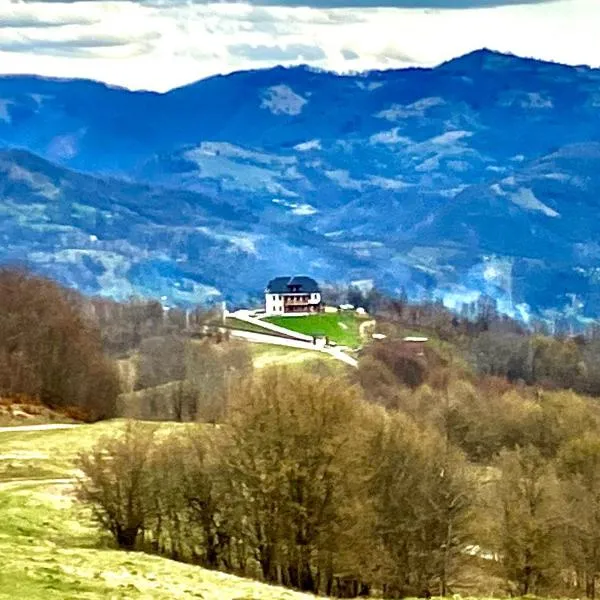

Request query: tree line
[
  {"left": 0, "top": 268, "right": 223, "bottom": 421},
  {"left": 77, "top": 367, "right": 475, "bottom": 598},
  {"left": 77, "top": 355, "right": 600, "bottom": 599},
  {"left": 0, "top": 268, "right": 119, "bottom": 420}
]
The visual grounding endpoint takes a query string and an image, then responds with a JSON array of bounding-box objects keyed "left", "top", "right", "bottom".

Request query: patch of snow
[
  {"left": 293, "top": 139, "right": 321, "bottom": 152},
  {"left": 510, "top": 187, "right": 559, "bottom": 217},
  {"left": 261, "top": 85, "right": 307, "bottom": 116}
]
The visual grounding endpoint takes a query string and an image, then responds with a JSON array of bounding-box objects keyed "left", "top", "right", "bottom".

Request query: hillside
[
  {"left": 0, "top": 149, "right": 352, "bottom": 304},
  {"left": 0, "top": 422, "right": 325, "bottom": 600},
  {"left": 3, "top": 50, "right": 600, "bottom": 318}
]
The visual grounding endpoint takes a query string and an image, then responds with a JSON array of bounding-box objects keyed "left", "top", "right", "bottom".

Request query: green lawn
[{"left": 263, "top": 313, "right": 367, "bottom": 348}]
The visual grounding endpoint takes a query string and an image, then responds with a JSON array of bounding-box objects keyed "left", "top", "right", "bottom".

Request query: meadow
[{"left": 0, "top": 422, "right": 324, "bottom": 600}]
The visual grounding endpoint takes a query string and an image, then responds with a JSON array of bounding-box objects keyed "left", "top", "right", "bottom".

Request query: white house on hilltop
[{"left": 265, "top": 276, "right": 323, "bottom": 316}]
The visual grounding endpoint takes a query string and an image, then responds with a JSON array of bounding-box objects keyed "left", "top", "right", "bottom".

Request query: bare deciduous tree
[{"left": 77, "top": 421, "right": 157, "bottom": 549}]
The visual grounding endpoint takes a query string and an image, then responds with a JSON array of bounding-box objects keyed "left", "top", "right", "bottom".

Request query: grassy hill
[
  {"left": 263, "top": 312, "right": 369, "bottom": 348},
  {"left": 0, "top": 422, "right": 322, "bottom": 600},
  {"left": 249, "top": 344, "right": 338, "bottom": 369}
]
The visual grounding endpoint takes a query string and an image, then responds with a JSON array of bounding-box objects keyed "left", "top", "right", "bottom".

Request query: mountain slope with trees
[{"left": 2, "top": 50, "right": 600, "bottom": 318}]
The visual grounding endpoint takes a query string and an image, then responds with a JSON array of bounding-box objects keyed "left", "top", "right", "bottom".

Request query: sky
[{"left": 0, "top": 0, "right": 598, "bottom": 92}]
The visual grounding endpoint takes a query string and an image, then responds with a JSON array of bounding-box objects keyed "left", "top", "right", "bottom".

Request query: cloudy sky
[{"left": 0, "top": 0, "right": 598, "bottom": 91}]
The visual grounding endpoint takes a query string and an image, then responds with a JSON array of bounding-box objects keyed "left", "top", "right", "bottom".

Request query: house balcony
[
  {"left": 283, "top": 297, "right": 311, "bottom": 306},
  {"left": 284, "top": 304, "right": 320, "bottom": 313}
]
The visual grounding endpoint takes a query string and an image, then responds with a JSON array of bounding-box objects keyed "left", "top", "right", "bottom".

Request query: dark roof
[{"left": 266, "top": 276, "right": 320, "bottom": 294}]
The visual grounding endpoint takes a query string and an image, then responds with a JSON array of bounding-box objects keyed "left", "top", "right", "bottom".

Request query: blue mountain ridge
[{"left": 1, "top": 48, "right": 600, "bottom": 320}]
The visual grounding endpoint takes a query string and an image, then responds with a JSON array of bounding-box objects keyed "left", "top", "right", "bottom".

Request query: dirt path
[
  {"left": 0, "top": 477, "right": 76, "bottom": 491},
  {"left": 0, "top": 423, "right": 81, "bottom": 433}
]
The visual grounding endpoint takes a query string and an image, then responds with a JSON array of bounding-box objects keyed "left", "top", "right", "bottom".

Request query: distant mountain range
[{"left": 2, "top": 48, "right": 600, "bottom": 320}]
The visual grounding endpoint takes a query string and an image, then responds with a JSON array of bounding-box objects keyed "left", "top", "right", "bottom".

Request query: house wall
[
  {"left": 265, "top": 292, "right": 322, "bottom": 316},
  {"left": 265, "top": 293, "right": 285, "bottom": 315}
]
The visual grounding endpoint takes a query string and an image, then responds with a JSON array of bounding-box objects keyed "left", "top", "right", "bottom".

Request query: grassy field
[
  {"left": 0, "top": 421, "right": 324, "bottom": 600},
  {"left": 263, "top": 312, "right": 367, "bottom": 348},
  {"left": 249, "top": 344, "right": 339, "bottom": 369}
]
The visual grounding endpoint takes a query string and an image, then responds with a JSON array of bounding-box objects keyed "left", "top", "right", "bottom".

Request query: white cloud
[{"left": 0, "top": 0, "right": 597, "bottom": 91}]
